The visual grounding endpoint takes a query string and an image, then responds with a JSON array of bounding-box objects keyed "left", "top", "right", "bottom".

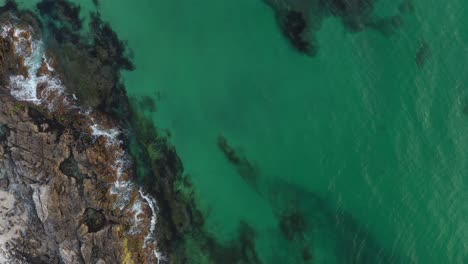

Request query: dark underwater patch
[
  {"left": 265, "top": 0, "right": 409, "bottom": 55},
  {"left": 84, "top": 208, "right": 107, "bottom": 233},
  {"left": 398, "top": 0, "right": 415, "bottom": 14},
  {"left": 415, "top": 40, "right": 431, "bottom": 68},
  {"left": 217, "top": 135, "right": 409, "bottom": 263},
  {"left": 34, "top": 0, "right": 134, "bottom": 111},
  {"left": 279, "top": 211, "right": 308, "bottom": 241},
  {"left": 217, "top": 134, "right": 260, "bottom": 188},
  {"left": 37, "top": 0, "right": 82, "bottom": 31}
]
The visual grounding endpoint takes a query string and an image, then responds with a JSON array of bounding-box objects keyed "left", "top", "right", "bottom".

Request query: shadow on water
[{"left": 217, "top": 134, "right": 412, "bottom": 263}]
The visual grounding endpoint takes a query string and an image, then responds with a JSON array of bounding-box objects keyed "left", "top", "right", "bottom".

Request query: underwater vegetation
[
  {"left": 264, "top": 0, "right": 413, "bottom": 55},
  {"left": 217, "top": 135, "right": 412, "bottom": 263},
  {"left": 217, "top": 135, "right": 260, "bottom": 189}
]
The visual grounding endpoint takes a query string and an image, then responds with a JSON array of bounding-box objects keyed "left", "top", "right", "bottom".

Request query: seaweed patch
[
  {"left": 216, "top": 137, "right": 410, "bottom": 263},
  {"left": 265, "top": 0, "right": 410, "bottom": 55}
]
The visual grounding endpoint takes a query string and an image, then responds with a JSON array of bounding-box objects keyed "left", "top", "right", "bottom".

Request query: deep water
[{"left": 8, "top": 0, "right": 468, "bottom": 263}]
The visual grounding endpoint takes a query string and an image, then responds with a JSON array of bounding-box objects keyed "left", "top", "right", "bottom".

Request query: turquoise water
[
  {"left": 91, "top": 0, "right": 468, "bottom": 262},
  {"left": 13, "top": 0, "right": 468, "bottom": 262}
]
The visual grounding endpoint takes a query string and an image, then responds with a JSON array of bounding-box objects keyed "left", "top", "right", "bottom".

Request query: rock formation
[{"left": 0, "top": 2, "right": 162, "bottom": 263}]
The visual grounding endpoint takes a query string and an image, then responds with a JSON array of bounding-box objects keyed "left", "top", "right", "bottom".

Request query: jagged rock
[
  {"left": 0, "top": 73, "right": 160, "bottom": 263},
  {"left": 84, "top": 208, "right": 106, "bottom": 233},
  {"left": 0, "top": 3, "right": 161, "bottom": 263},
  {"left": 31, "top": 184, "right": 50, "bottom": 223}
]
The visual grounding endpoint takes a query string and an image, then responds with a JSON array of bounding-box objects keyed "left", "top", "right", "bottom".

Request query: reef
[{"left": 265, "top": 0, "right": 411, "bottom": 55}]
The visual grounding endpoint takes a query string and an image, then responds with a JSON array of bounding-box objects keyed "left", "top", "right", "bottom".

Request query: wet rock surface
[
  {"left": 0, "top": 95, "right": 122, "bottom": 263},
  {"left": 0, "top": 1, "right": 160, "bottom": 263}
]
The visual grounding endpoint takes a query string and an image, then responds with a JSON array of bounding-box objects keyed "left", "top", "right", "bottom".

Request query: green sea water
[{"left": 12, "top": 0, "right": 468, "bottom": 262}]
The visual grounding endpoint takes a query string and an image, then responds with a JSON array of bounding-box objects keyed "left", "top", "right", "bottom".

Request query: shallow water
[{"left": 10, "top": 0, "right": 468, "bottom": 262}]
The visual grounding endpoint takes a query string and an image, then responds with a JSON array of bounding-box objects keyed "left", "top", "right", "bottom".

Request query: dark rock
[
  {"left": 59, "top": 156, "right": 87, "bottom": 181},
  {"left": 0, "top": 0, "right": 17, "bottom": 13},
  {"left": 37, "top": 0, "right": 82, "bottom": 31},
  {"left": 0, "top": 124, "right": 8, "bottom": 141},
  {"left": 0, "top": 178, "right": 8, "bottom": 189},
  {"left": 282, "top": 11, "right": 313, "bottom": 54},
  {"left": 84, "top": 208, "right": 106, "bottom": 233},
  {"left": 89, "top": 13, "right": 134, "bottom": 71}
]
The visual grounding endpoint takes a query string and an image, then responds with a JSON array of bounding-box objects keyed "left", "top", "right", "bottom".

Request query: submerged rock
[
  {"left": 282, "top": 10, "right": 316, "bottom": 55},
  {"left": 266, "top": 0, "right": 406, "bottom": 55}
]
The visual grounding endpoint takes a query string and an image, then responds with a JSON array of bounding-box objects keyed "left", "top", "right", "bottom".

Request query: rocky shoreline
[
  {"left": 0, "top": 1, "right": 270, "bottom": 263},
  {"left": 0, "top": 1, "right": 163, "bottom": 263}
]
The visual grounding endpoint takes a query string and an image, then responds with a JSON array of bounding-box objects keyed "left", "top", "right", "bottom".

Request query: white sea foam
[
  {"left": 130, "top": 199, "right": 144, "bottom": 233},
  {"left": 154, "top": 250, "right": 167, "bottom": 264},
  {"left": 91, "top": 123, "right": 135, "bottom": 212},
  {"left": 1, "top": 25, "right": 65, "bottom": 108},
  {"left": 139, "top": 189, "right": 165, "bottom": 262},
  {"left": 43, "top": 55, "right": 54, "bottom": 72},
  {"left": 1, "top": 22, "right": 164, "bottom": 262},
  {"left": 139, "top": 189, "right": 158, "bottom": 244},
  {"left": 110, "top": 180, "right": 134, "bottom": 211},
  {"left": 89, "top": 115, "right": 165, "bottom": 263},
  {"left": 90, "top": 124, "right": 120, "bottom": 145}
]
